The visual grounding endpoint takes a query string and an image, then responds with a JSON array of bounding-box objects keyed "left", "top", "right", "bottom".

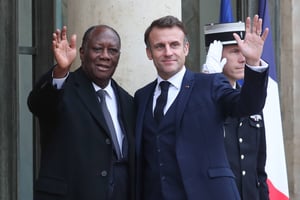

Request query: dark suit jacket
[
  {"left": 224, "top": 113, "right": 269, "bottom": 200},
  {"left": 134, "top": 67, "right": 268, "bottom": 200},
  {"left": 28, "top": 67, "right": 135, "bottom": 200}
]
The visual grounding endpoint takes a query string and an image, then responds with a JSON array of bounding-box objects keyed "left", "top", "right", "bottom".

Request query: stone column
[
  {"left": 280, "top": 1, "right": 300, "bottom": 199},
  {"left": 66, "top": 0, "right": 181, "bottom": 95}
]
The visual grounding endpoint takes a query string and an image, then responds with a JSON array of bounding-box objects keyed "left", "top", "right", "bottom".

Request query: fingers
[
  {"left": 52, "top": 26, "right": 72, "bottom": 50},
  {"left": 52, "top": 39, "right": 57, "bottom": 50},
  {"left": 261, "top": 27, "right": 269, "bottom": 41},
  {"left": 52, "top": 28, "right": 61, "bottom": 50},
  {"left": 52, "top": 31, "right": 60, "bottom": 50},
  {"left": 69, "top": 34, "right": 77, "bottom": 49},
  {"left": 253, "top": 15, "right": 263, "bottom": 36},
  {"left": 250, "top": 15, "right": 269, "bottom": 41},
  {"left": 252, "top": 15, "right": 259, "bottom": 35},
  {"left": 55, "top": 28, "right": 62, "bottom": 43},
  {"left": 245, "top": 16, "right": 251, "bottom": 35},
  {"left": 52, "top": 26, "right": 68, "bottom": 44},
  {"left": 61, "top": 26, "right": 67, "bottom": 41},
  {"left": 256, "top": 18, "right": 263, "bottom": 36},
  {"left": 208, "top": 40, "right": 222, "bottom": 53},
  {"left": 207, "top": 40, "right": 223, "bottom": 62},
  {"left": 215, "top": 40, "right": 223, "bottom": 50},
  {"left": 207, "top": 41, "right": 215, "bottom": 56},
  {"left": 245, "top": 15, "right": 264, "bottom": 36}
]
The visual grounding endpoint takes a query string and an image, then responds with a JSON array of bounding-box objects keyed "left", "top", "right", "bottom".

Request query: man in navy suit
[
  {"left": 134, "top": 15, "right": 269, "bottom": 200},
  {"left": 28, "top": 25, "right": 135, "bottom": 200}
]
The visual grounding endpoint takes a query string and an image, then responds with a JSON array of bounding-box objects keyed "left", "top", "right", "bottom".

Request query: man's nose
[{"left": 164, "top": 45, "right": 173, "bottom": 56}]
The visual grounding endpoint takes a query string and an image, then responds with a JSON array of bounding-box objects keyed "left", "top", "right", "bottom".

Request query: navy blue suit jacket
[{"left": 135, "top": 67, "right": 268, "bottom": 200}]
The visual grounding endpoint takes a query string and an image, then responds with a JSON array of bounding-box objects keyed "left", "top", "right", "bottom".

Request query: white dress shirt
[
  {"left": 92, "top": 81, "right": 124, "bottom": 153},
  {"left": 52, "top": 75, "right": 124, "bottom": 152},
  {"left": 153, "top": 66, "right": 186, "bottom": 115}
]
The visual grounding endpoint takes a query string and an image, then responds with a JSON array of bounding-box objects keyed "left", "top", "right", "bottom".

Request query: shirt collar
[
  {"left": 156, "top": 66, "right": 186, "bottom": 90},
  {"left": 92, "top": 80, "right": 114, "bottom": 99}
]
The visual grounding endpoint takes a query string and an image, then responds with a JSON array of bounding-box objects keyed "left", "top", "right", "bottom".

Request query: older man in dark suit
[{"left": 28, "top": 25, "right": 135, "bottom": 200}]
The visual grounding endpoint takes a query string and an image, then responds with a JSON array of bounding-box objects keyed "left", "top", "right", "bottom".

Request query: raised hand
[
  {"left": 202, "top": 40, "right": 227, "bottom": 73},
  {"left": 52, "top": 26, "right": 77, "bottom": 78},
  {"left": 233, "top": 15, "right": 269, "bottom": 66}
]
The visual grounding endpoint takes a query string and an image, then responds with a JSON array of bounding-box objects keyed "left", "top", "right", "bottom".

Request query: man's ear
[
  {"left": 146, "top": 47, "right": 153, "bottom": 60},
  {"left": 184, "top": 42, "right": 189, "bottom": 56},
  {"left": 79, "top": 47, "right": 84, "bottom": 60}
]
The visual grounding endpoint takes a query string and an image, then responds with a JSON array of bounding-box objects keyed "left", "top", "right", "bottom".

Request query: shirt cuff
[
  {"left": 246, "top": 59, "right": 269, "bottom": 73},
  {"left": 52, "top": 71, "right": 69, "bottom": 89}
]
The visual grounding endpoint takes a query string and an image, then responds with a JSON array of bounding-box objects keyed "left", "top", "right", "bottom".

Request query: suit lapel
[
  {"left": 135, "top": 80, "right": 157, "bottom": 152},
  {"left": 175, "top": 70, "right": 195, "bottom": 129},
  {"left": 73, "top": 68, "right": 111, "bottom": 137}
]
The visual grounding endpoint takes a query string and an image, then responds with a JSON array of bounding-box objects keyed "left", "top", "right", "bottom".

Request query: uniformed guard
[{"left": 202, "top": 21, "right": 270, "bottom": 200}]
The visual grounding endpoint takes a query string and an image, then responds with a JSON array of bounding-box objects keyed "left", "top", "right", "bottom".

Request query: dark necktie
[
  {"left": 97, "top": 90, "right": 122, "bottom": 159},
  {"left": 154, "top": 81, "right": 170, "bottom": 123}
]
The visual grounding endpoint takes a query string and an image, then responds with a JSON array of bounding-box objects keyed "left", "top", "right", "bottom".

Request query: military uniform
[{"left": 224, "top": 112, "right": 269, "bottom": 200}]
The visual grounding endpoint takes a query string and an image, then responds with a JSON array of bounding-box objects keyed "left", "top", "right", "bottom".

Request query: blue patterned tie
[{"left": 154, "top": 81, "right": 170, "bottom": 123}]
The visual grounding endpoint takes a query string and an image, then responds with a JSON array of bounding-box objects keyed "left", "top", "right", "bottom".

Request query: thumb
[{"left": 220, "top": 58, "right": 227, "bottom": 68}]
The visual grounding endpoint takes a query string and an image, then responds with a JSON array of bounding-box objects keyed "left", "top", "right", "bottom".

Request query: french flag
[{"left": 259, "top": 0, "right": 290, "bottom": 199}]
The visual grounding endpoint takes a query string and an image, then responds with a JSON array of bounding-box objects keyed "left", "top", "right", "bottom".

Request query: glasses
[{"left": 92, "top": 47, "right": 120, "bottom": 56}]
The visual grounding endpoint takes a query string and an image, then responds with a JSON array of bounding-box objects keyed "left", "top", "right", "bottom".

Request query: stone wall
[
  {"left": 280, "top": 0, "right": 300, "bottom": 199},
  {"left": 66, "top": 0, "right": 181, "bottom": 95}
]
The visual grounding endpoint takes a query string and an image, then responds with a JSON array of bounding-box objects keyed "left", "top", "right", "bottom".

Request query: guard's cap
[{"left": 204, "top": 22, "right": 245, "bottom": 47}]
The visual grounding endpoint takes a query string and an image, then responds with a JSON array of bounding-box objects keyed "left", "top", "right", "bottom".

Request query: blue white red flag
[
  {"left": 219, "top": 0, "right": 234, "bottom": 23},
  {"left": 259, "top": 0, "right": 290, "bottom": 199}
]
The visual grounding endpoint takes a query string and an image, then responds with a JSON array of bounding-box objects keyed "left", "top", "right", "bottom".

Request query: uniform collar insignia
[{"left": 250, "top": 114, "right": 262, "bottom": 121}]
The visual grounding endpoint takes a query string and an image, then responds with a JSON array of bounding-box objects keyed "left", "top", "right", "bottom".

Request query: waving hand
[
  {"left": 233, "top": 15, "right": 269, "bottom": 66},
  {"left": 52, "top": 26, "right": 77, "bottom": 78}
]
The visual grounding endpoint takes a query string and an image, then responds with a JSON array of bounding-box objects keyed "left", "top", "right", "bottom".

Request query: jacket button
[
  {"left": 105, "top": 138, "right": 111, "bottom": 144},
  {"left": 241, "top": 154, "right": 245, "bottom": 160},
  {"left": 101, "top": 170, "right": 108, "bottom": 177},
  {"left": 256, "top": 123, "right": 260, "bottom": 128},
  {"left": 239, "top": 122, "right": 243, "bottom": 127},
  {"left": 239, "top": 138, "right": 243, "bottom": 143}
]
